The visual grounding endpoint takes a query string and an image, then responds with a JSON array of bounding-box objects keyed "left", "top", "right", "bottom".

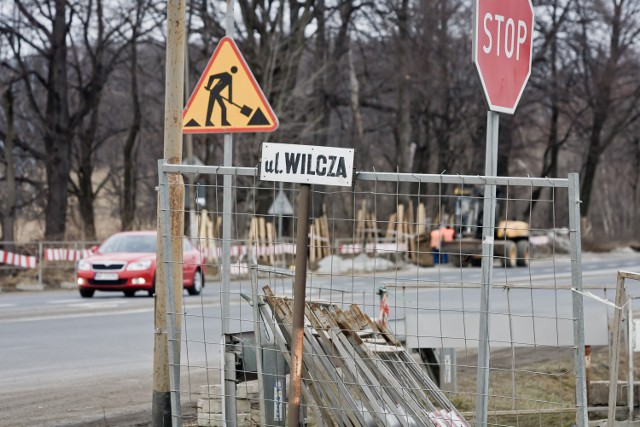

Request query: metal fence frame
[
  {"left": 0, "top": 240, "right": 99, "bottom": 287},
  {"left": 158, "top": 161, "right": 587, "bottom": 427}
]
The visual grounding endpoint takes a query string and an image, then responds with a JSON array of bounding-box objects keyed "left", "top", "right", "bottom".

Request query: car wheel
[
  {"left": 188, "top": 269, "right": 203, "bottom": 296},
  {"left": 470, "top": 257, "right": 483, "bottom": 267},
  {"left": 516, "top": 240, "right": 531, "bottom": 267},
  {"left": 124, "top": 290, "right": 136, "bottom": 297},
  {"left": 502, "top": 241, "right": 517, "bottom": 268},
  {"left": 148, "top": 278, "right": 156, "bottom": 297},
  {"left": 79, "top": 288, "right": 95, "bottom": 298},
  {"left": 450, "top": 254, "right": 463, "bottom": 267}
]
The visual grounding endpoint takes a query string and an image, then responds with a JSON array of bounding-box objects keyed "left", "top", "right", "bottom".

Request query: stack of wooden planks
[
  {"left": 309, "top": 214, "right": 331, "bottom": 263},
  {"left": 259, "top": 286, "right": 470, "bottom": 426},
  {"left": 248, "top": 216, "right": 277, "bottom": 265}
]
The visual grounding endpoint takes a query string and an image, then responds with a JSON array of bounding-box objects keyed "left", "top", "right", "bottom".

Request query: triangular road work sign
[
  {"left": 268, "top": 190, "right": 294, "bottom": 216},
  {"left": 183, "top": 37, "right": 278, "bottom": 134}
]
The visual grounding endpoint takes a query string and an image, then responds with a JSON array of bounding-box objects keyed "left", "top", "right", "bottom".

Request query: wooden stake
[{"left": 266, "top": 221, "right": 275, "bottom": 266}]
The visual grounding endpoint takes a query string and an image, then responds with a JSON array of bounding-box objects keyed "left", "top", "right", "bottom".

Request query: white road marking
[
  {"left": 1, "top": 308, "right": 154, "bottom": 323},
  {"left": 1, "top": 301, "right": 232, "bottom": 323},
  {"left": 48, "top": 299, "right": 87, "bottom": 304},
  {"left": 69, "top": 301, "right": 127, "bottom": 309},
  {"left": 0, "top": 303, "right": 17, "bottom": 308}
]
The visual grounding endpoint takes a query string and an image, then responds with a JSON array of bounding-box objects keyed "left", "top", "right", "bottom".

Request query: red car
[{"left": 76, "top": 231, "right": 205, "bottom": 298}]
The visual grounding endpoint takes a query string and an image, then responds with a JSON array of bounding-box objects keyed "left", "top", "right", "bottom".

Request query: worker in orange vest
[
  {"left": 440, "top": 225, "right": 455, "bottom": 264},
  {"left": 430, "top": 226, "right": 444, "bottom": 264},
  {"left": 431, "top": 225, "right": 455, "bottom": 264},
  {"left": 441, "top": 225, "right": 455, "bottom": 242}
]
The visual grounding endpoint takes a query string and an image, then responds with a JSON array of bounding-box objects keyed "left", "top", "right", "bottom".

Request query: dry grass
[
  {"left": 453, "top": 347, "right": 580, "bottom": 426},
  {"left": 0, "top": 265, "right": 75, "bottom": 291}
]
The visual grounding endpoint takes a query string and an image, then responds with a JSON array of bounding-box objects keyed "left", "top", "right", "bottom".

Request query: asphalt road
[{"left": 1, "top": 250, "right": 640, "bottom": 426}]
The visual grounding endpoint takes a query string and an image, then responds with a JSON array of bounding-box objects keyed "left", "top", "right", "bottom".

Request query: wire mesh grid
[{"left": 158, "top": 164, "right": 587, "bottom": 427}]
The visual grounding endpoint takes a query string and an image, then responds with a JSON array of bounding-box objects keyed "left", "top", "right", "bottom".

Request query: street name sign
[
  {"left": 260, "top": 143, "right": 354, "bottom": 187},
  {"left": 473, "top": 0, "right": 534, "bottom": 114}
]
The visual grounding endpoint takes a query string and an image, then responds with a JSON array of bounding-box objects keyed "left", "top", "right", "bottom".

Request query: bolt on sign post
[
  {"left": 260, "top": 142, "right": 355, "bottom": 427},
  {"left": 472, "top": 0, "right": 533, "bottom": 426}
]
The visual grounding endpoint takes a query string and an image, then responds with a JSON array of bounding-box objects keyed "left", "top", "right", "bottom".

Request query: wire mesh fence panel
[
  {"left": 158, "top": 163, "right": 587, "bottom": 427},
  {"left": 0, "top": 240, "right": 98, "bottom": 290}
]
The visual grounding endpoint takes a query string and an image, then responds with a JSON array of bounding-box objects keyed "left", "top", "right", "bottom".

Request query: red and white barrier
[
  {"left": 44, "top": 248, "right": 93, "bottom": 262},
  {"left": 338, "top": 242, "right": 408, "bottom": 255},
  {"left": 0, "top": 250, "right": 37, "bottom": 269},
  {"left": 200, "top": 243, "right": 297, "bottom": 259}
]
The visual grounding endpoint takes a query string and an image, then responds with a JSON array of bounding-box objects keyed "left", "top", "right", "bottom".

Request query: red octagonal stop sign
[{"left": 473, "top": 0, "right": 534, "bottom": 114}]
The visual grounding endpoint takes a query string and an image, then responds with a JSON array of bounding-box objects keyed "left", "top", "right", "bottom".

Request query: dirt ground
[{"left": 0, "top": 370, "right": 206, "bottom": 427}]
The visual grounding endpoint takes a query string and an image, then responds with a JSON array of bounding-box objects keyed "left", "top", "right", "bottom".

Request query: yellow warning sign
[{"left": 183, "top": 37, "right": 278, "bottom": 134}]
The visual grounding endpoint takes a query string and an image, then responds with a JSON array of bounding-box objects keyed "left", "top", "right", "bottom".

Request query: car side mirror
[{"left": 90, "top": 245, "right": 99, "bottom": 253}]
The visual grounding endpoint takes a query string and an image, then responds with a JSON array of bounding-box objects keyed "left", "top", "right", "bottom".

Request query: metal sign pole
[
  {"left": 278, "top": 182, "right": 284, "bottom": 240},
  {"left": 221, "top": 1, "right": 236, "bottom": 425},
  {"left": 475, "top": 110, "right": 499, "bottom": 426},
  {"left": 287, "top": 184, "right": 311, "bottom": 427}
]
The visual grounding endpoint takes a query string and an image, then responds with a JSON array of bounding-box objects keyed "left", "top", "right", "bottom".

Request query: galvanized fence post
[
  {"left": 475, "top": 110, "right": 499, "bottom": 426},
  {"left": 37, "top": 242, "right": 43, "bottom": 288},
  {"left": 568, "top": 172, "right": 588, "bottom": 427},
  {"left": 250, "top": 265, "right": 266, "bottom": 426},
  {"left": 158, "top": 160, "right": 182, "bottom": 427}
]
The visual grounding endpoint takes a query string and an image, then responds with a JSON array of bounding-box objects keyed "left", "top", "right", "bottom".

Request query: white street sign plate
[{"left": 260, "top": 142, "right": 354, "bottom": 187}]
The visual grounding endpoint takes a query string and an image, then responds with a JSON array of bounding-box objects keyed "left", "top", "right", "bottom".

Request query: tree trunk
[
  {"left": 348, "top": 44, "right": 364, "bottom": 155},
  {"left": 122, "top": 36, "right": 141, "bottom": 231},
  {"left": 580, "top": 127, "right": 604, "bottom": 218},
  {"left": 2, "top": 87, "right": 17, "bottom": 248},
  {"left": 76, "top": 105, "right": 100, "bottom": 240},
  {"left": 395, "top": 0, "right": 412, "bottom": 200},
  {"left": 44, "top": 0, "right": 71, "bottom": 240}
]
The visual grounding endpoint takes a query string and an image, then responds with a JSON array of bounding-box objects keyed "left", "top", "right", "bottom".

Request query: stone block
[
  {"left": 198, "top": 397, "right": 251, "bottom": 414},
  {"left": 589, "top": 380, "right": 640, "bottom": 406},
  {"left": 197, "top": 412, "right": 249, "bottom": 427}
]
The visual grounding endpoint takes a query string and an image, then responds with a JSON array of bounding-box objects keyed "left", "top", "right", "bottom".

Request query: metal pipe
[
  {"left": 629, "top": 296, "right": 634, "bottom": 421},
  {"left": 568, "top": 172, "right": 588, "bottom": 427},
  {"left": 221, "top": 1, "right": 237, "bottom": 425},
  {"left": 159, "top": 161, "right": 182, "bottom": 426},
  {"left": 287, "top": 184, "right": 311, "bottom": 427},
  {"left": 162, "top": 163, "right": 571, "bottom": 188},
  {"left": 475, "top": 110, "right": 499, "bottom": 426},
  {"left": 37, "top": 242, "right": 43, "bottom": 288},
  {"left": 251, "top": 267, "right": 267, "bottom": 426}
]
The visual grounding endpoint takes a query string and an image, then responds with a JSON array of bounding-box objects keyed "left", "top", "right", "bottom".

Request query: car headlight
[
  {"left": 126, "top": 260, "right": 153, "bottom": 271},
  {"left": 77, "top": 260, "right": 91, "bottom": 271}
]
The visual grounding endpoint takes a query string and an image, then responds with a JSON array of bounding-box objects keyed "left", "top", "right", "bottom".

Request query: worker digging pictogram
[{"left": 183, "top": 36, "right": 278, "bottom": 134}]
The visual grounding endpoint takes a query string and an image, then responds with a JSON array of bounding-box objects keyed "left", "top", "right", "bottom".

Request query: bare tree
[
  {"left": 0, "top": 0, "right": 74, "bottom": 240},
  {"left": 522, "top": 0, "right": 576, "bottom": 219},
  {"left": 570, "top": 0, "right": 640, "bottom": 218},
  {"left": 1, "top": 85, "right": 17, "bottom": 246}
]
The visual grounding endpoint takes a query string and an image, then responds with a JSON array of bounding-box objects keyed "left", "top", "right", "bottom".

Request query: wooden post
[
  {"left": 417, "top": 203, "right": 426, "bottom": 236},
  {"left": 386, "top": 213, "right": 397, "bottom": 240},
  {"left": 152, "top": 0, "right": 185, "bottom": 424},
  {"left": 288, "top": 185, "right": 311, "bottom": 427},
  {"left": 258, "top": 216, "right": 267, "bottom": 263},
  {"left": 585, "top": 345, "right": 591, "bottom": 406},
  {"left": 267, "top": 221, "right": 275, "bottom": 266}
]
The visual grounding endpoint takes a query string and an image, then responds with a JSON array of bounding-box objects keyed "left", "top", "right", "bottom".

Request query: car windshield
[{"left": 99, "top": 234, "right": 157, "bottom": 253}]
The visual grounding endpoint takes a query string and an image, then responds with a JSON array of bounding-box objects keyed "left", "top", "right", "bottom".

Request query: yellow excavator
[{"left": 441, "top": 187, "right": 531, "bottom": 267}]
